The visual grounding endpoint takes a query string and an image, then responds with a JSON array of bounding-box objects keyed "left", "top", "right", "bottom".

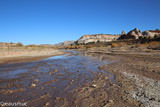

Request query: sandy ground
[{"left": 0, "top": 49, "right": 65, "bottom": 64}]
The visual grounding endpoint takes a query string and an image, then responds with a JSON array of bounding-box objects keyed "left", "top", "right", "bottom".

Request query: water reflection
[{"left": 0, "top": 50, "right": 116, "bottom": 106}]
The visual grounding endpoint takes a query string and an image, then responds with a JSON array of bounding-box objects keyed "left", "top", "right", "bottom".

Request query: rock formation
[
  {"left": 55, "top": 41, "right": 75, "bottom": 46},
  {"left": 146, "top": 30, "right": 160, "bottom": 38},
  {"left": 127, "top": 28, "right": 143, "bottom": 39},
  {"left": 142, "top": 31, "right": 155, "bottom": 38},
  {"left": 77, "top": 34, "right": 120, "bottom": 44},
  {"left": 119, "top": 28, "right": 160, "bottom": 40}
]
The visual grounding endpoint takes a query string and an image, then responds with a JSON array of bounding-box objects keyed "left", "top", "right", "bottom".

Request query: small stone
[
  {"left": 105, "top": 77, "right": 108, "bottom": 80},
  {"left": 71, "top": 79, "right": 74, "bottom": 82},
  {"left": 34, "top": 79, "right": 39, "bottom": 82},
  {"left": 103, "top": 100, "right": 114, "bottom": 107},
  {"left": 41, "top": 87, "right": 44, "bottom": 90},
  {"left": 8, "top": 90, "right": 13, "bottom": 94},
  {"left": 45, "top": 102, "right": 50, "bottom": 106},
  {"left": 109, "top": 100, "right": 114, "bottom": 104},
  {"left": 56, "top": 97, "right": 61, "bottom": 100},
  {"left": 91, "top": 84, "right": 97, "bottom": 88},
  {"left": 54, "top": 69, "right": 58, "bottom": 72},
  {"left": 31, "top": 83, "right": 36, "bottom": 87}
]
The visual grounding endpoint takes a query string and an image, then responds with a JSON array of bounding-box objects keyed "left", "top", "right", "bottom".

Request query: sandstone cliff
[{"left": 77, "top": 34, "right": 120, "bottom": 44}]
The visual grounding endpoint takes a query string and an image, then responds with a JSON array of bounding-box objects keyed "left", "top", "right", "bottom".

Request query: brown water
[{"left": 0, "top": 51, "right": 115, "bottom": 106}]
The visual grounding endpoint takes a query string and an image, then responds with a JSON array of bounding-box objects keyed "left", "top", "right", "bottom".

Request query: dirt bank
[
  {"left": 0, "top": 49, "right": 66, "bottom": 64},
  {"left": 87, "top": 48, "right": 160, "bottom": 107}
]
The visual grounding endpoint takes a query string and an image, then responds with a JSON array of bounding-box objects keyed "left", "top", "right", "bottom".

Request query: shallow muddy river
[{"left": 0, "top": 51, "right": 115, "bottom": 106}]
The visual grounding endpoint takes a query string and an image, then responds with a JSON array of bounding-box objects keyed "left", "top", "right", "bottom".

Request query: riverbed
[
  {"left": 0, "top": 51, "right": 116, "bottom": 106},
  {"left": 1, "top": 49, "right": 159, "bottom": 107}
]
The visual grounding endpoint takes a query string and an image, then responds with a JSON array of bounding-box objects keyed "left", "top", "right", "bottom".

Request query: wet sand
[{"left": 0, "top": 49, "right": 160, "bottom": 107}]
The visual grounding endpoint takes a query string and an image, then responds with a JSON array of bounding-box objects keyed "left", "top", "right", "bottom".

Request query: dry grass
[
  {"left": 134, "top": 41, "right": 160, "bottom": 49},
  {"left": 148, "top": 41, "right": 160, "bottom": 49},
  {"left": 64, "top": 45, "right": 85, "bottom": 49},
  {"left": 0, "top": 47, "right": 62, "bottom": 59},
  {"left": 111, "top": 42, "right": 127, "bottom": 48},
  {"left": 148, "top": 41, "right": 160, "bottom": 46},
  {"left": 135, "top": 43, "right": 149, "bottom": 48}
]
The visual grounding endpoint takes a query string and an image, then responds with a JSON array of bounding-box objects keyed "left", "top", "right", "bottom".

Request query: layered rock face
[{"left": 77, "top": 34, "right": 120, "bottom": 44}]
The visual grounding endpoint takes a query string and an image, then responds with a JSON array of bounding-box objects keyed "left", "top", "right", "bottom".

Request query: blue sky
[{"left": 0, "top": 0, "right": 160, "bottom": 45}]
